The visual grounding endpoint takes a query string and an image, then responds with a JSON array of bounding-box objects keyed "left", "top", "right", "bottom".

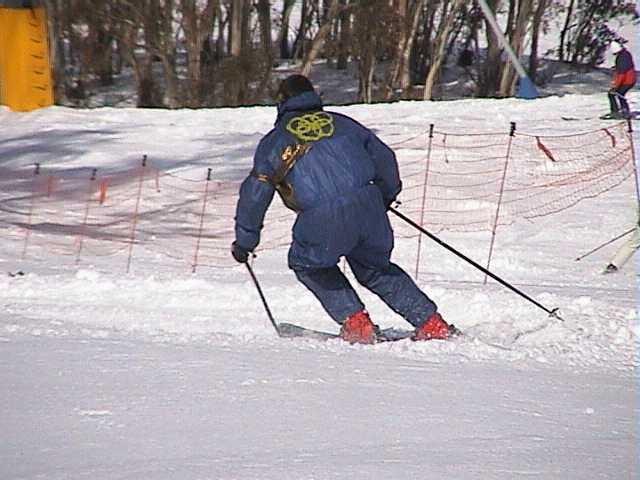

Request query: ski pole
[
  {"left": 389, "top": 207, "right": 563, "bottom": 321},
  {"left": 245, "top": 261, "right": 282, "bottom": 337},
  {"left": 574, "top": 228, "right": 635, "bottom": 261}
]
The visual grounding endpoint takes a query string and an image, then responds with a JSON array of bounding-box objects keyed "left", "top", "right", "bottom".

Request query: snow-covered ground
[{"left": 1, "top": 89, "right": 638, "bottom": 479}]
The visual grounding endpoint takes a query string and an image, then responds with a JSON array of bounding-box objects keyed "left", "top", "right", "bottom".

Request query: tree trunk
[
  {"left": 292, "top": 0, "right": 312, "bottom": 60},
  {"left": 43, "top": 0, "right": 66, "bottom": 103},
  {"left": 499, "top": 0, "right": 533, "bottom": 96},
  {"left": 414, "top": 3, "right": 437, "bottom": 85},
  {"left": 476, "top": 0, "right": 503, "bottom": 97},
  {"left": 358, "top": 43, "right": 376, "bottom": 103},
  {"left": 386, "top": 0, "right": 430, "bottom": 98},
  {"left": 301, "top": 0, "right": 340, "bottom": 76},
  {"left": 384, "top": 0, "right": 408, "bottom": 98},
  {"left": 216, "top": 8, "right": 226, "bottom": 60},
  {"left": 230, "top": 0, "right": 243, "bottom": 57},
  {"left": 278, "top": 0, "right": 296, "bottom": 59},
  {"left": 118, "top": 0, "right": 163, "bottom": 107},
  {"left": 528, "top": 0, "right": 548, "bottom": 81},
  {"left": 94, "top": 29, "right": 114, "bottom": 86},
  {"left": 257, "top": 0, "right": 272, "bottom": 59},
  {"left": 256, "top": 0, "right": 274, "bottom": 98},
  {"left": 558, "top": 0, "right": 574, "bottom": 62},
  {"left": 336, "top": 0, "right": 351, "bottom": 70},
  {"left": 398, "top": 0, "right": 426, "bottom": 93},
  {"left": 140, "top": 5, "right": 163, "bottom": 108},
  {"left": 181, "top": 0, "right": 217, "bottom": 107},
  {"left": 121, "top": 32, "right": 161, "bottom": 108},
  {"left": 151, "top": 0, "right": 178, "bottom": 108},
  {"left": 423, "top": 0, "right": 464, "bottom": 100}
]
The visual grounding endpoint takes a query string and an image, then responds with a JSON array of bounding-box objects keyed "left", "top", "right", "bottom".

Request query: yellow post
[{"left": 0, "top": 6, "right": 54, "bottom": 111}]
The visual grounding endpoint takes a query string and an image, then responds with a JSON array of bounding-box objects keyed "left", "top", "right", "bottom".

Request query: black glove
[
  {"left": 231, "top": 242, "right": 251, "bottom": 263},
  {"left": 384, "top": 197, "right": 398, "bottom": 211}
]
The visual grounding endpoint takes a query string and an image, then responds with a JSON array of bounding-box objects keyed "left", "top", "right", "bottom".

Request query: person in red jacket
[{"left": 605, "top": 41, "right": 636, "bottom": 119}]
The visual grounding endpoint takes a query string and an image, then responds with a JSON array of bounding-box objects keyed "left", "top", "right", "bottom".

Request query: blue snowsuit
[{"left": 234, "top": 91, "right": 437, "bottom": 326}]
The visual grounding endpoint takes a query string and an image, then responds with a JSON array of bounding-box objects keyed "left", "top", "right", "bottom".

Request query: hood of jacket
[{"left": 275, "top": 91, "right": 323, "bottom": 124}]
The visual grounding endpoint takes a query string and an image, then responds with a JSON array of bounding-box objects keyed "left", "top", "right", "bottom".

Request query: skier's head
[
  {"left": 610, "top": 41, "right": 623, "bottom": 54},
  {"left": 276, "top": 75, "right": 315, "bottom": 103}
]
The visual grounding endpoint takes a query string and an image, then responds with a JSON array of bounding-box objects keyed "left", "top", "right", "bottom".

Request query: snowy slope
[{"left": 0, "top": 91, "right": 638, "bottom": 479}]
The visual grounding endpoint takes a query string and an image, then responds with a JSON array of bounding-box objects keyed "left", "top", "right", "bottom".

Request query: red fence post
[
  {"left": 484, "top": 122, "right": 516, "bottom": 284},
  {"left": 415, "top": 124, "right": 435, "bottom": 280},
  {"left": 76, "top": 168, "right": 97, "bottom": 266},
  {"left": 192, "top": 168, "right": 212, "bottom": 273},
  {"left": 99, "top": 180, "right": 108, "bottom": 205},
  {"left": 21, "top": 163, "right": 41, "bottom": 260},
  {"left": 126, "top": 155, "right": 147, "bottom": 274}
]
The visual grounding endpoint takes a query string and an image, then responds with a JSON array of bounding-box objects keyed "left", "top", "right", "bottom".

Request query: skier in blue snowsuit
[{"left": 232, "top": 75, "right": 453, "bottom": 343}]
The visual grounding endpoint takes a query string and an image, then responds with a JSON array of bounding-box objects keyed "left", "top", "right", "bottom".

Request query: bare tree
[
  {"left": 115, "top": 1, "right": 165, "bottom": 107},
  {"left": 292, "top": 0, "right": 312, "bottom": 60},
  {"left": 335, "top": 0, "right": 351, "bottom": 70},
  {"left": 255, "top": 0, "right": 274, "bottom": 94},
  {"left": 476, "top": 0, "right": 504, "bottom": 97},
  {"left": 256, "top": 0, "right": 272, "bottom": 58},
  {"left": 278, "top": 0, "right": 296, "bottom": 59},
  {"left": 224, "top": 0, "right": 262, "bottom": 106},
  {"left": 181, "top": 0, "right": 217, "bottom": 107},
  {"left": 352, "top": 0, "right": 395, "bottom": 102},
  {"left": 230, "top": 0, "right": 244, "bottom": 57},
  {"left": 153, "top": 0, "right": 180, "bottom": 108},
  {"left": 300, "top": 0, "right": 341, "bottom": 76},
  {"left": 498, "top": 0, "right": 533, "bottom": 97},
  {"left": 352, "top": 1, "right": 376, "bottom": 102},
  {"left": 43, "top": 0, "right": 68, "bottom": 103},
  {"left": 558, "top": 0, "right": 574, "bottom": 62},
  {"left": 385, "top": 0, "right": 426, "bottom": 99},
  {"left": 528, "top": 0, "right": 549, "bottom": 82},
  {"left": 423, "top": 0, "right": 465, "bottom": 100},
  {"left": 43, "top": 0, "right": 640, "bottom": 108},
  {"left": 563, "top": 1, "right": 637, "bottom": 67}
]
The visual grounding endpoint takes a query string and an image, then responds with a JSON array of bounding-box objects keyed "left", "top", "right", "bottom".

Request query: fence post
[
  {"left": 415, "top": 123, "right": 435, "bottom": 279},
  {"left": 126, "top": 155, "right": 147, "bottom": 274},
  {"left": 192, "top": 168, "right": 212, "bottom": 273},
  {"left": 484, "top": 122, "right": 516, "bottom": 284},
  {"left": 21, "top": 163, "right": 41, "bottom": 260},
  {"left": 76, "top": 168, "right": 97, "bottom": 266},
  {"left": 154, "top": 167, "right": 161, "bottom": 192},
  {"left": 627, "top": 119, "right": 640, "bottom": 209}
]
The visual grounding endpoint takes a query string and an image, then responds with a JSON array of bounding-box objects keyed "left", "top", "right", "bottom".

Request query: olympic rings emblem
[{"left": 286, "top": 112, "right": 335, "bottom": 142}]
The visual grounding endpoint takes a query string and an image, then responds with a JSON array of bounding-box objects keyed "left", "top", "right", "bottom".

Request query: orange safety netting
[{"left": 0, "top": 122, "right": 636, "bottom": 273}]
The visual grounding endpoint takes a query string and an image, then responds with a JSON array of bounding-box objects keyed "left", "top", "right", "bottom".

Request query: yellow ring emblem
[{"left": 286, "top": 112, "right": 335, "bottom": 142}]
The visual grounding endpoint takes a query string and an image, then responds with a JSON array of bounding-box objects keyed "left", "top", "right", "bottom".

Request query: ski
[
  {"left": 561, "top": 113, "right": 638, "bottom": 121},
  {"left": 277, "top": 321, "right": 524, "bottom": 351},
  {"left": 278, "top": 322, "right": 413, "bottom": 342},
  {"left": 599, "top": 112, "right": 639, "bottom": 120},
  {"left": 278, "top": 322, "right": 342, "bottom": 341},
  {"left": 277, "top": 322, "right": 461, "bottom": 343},
  {"left": 561, "top": 116, "right": 592, "bottom": 121}
]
